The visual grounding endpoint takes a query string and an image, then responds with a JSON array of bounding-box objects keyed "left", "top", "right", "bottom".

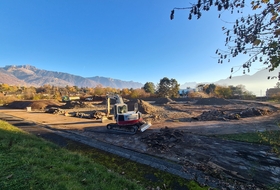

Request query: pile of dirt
[
  {"left": 154, "top": 97, "right": 174, "bottom": 104},
  {"left": 239, "top": 107, "right": 272, "bottom": 117},
  {"left": 141, "top": 127, "right": 184, "bottom": 153},
  {"left": 192, "top": 108, "right": 273, "bottom": 121},
  {"left": 192, "top": 110, "right": 240, "bottom": 121},
  {"left": 195, "top": 97, "right": 232, "bottom": 105},
  {"left": 137, "top": 99, "right": 161, "bottom": 114},
  {"left": 188, "top": 91, "right": 210, "bottom": 98},
  {"left": 7, "top": 100, "right": 61, "bottom": 110}
]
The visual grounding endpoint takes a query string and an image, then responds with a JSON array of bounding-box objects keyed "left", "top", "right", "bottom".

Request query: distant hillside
[
  {"left": 0, "top": 65, "right": 143, "bottom": 89},
  {"left": 215, "top": 69, "right": 279, "bottom": 96},
  {"left": 0, "top": 68, "right": 26, "bottom": 86},
  {"left": 180, "top": 69, "right": 280, "bottom": 96},
  {"left": 180, "top": 82, "right": 197, "bottom": 89},
  {"left": 88, "top": 76, "right": 143, "bottom": 89}
]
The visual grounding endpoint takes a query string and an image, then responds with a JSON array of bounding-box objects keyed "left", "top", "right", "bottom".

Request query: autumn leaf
[
  {"left": 274, "top": 29, "right": 280, "bottom": 36},
  {"left": 271, "top": 15, "right": 277, "bottom": 21},
  {"left": 253, "top": 39, "right": 261, "bottom": 46},
  {"left": 253, "top": 5, "right": 259, "bottom": 10}
]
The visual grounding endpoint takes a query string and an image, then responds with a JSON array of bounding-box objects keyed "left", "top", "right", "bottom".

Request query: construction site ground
[{"left": 1, "top": 97, "right": 280, "bottom": 189}]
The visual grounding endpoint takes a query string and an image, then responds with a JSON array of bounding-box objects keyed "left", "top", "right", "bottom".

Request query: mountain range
[
  {"left": 0, "top": 65, "right": 143, "bottom": 89},
  {"left": 0, "top": 65, "right": 279, "bottom": 96},
  {"left": 180, "top": 68, "right": 280, "bottom": 96}
]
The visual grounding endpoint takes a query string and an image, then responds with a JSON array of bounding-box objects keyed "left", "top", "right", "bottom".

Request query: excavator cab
[
  {"left": 113, "top": 104, "right": 128, "bottom": 122},
  {"left": 118, "top": 105, "right": 127, "bottom": 114}
]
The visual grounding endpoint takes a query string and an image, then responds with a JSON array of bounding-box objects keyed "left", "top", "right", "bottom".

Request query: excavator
[{"left": 104, "top": 94, "right": 151, "bottom": 134}]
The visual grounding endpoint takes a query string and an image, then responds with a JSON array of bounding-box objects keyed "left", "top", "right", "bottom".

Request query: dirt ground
[{"left": 1, "top": 98, "right": 280, "bottom": 189}]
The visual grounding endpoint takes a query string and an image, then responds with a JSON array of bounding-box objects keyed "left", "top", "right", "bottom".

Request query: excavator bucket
[{"left": 140, "top": 122, "right": 151, "bottom": 132}]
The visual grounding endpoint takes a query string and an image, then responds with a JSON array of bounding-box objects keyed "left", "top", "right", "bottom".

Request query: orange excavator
[{"left": 105, "top": 94, "right": 151, "bottom": 134}]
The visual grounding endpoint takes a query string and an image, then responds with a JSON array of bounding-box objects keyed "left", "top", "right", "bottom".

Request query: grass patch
[
  {"left": 216, "top": 130, "right": 280, "bottom": 155},
  {"left": 65, "top": 140, "right": 209, "bottom": 190},
  {"left": 0, "top": 120, "right": 144, "bottom": 190},
  {"left": 0, "top": 120, "right": 209, "bottom": 190}
]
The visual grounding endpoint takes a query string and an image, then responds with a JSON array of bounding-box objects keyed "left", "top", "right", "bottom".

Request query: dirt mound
[
  {"left": 188, "top": 91, "right": 210, "bottom": 98},
  {"left": 239, "top": 107, "right": 272, "bottom": 117},
  {"left": 193, "top": 110, "right": 240, "bottom": 121},
  {"left": 195, "top": 97, "right": 231, "bottom": 105},
  {"left": 154, "top": 97, "right": 174, "bottom": 104},
  {"left": 192, "top": 108, "right": 273, "bottom": 121},
  {"left": 137, "top": 99, "right": 160, "bottom": 114},
  {"left": 141, "top": 127, "right": 184, "bottom": 153},
  {"left": 7, "top": 100, "right": 61, "bottom": 110}
]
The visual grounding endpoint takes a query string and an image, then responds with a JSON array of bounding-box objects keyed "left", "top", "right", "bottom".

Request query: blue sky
[{"left": 0, "top": 0, "right": 267, "bottom": 86}]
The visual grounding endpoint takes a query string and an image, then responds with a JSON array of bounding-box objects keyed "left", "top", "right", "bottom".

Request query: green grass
[
  {"left": 65, "top": 140, "right": 209, "bottom": 190},
  {"left": 216, "top": 130, "right": 280, "bottom": 155},
  {"left": 0, "top": 120, "right": 209, "bottom": 190},
  {"left": 0, "top": 120, "right": 144, "bottom": 190}
]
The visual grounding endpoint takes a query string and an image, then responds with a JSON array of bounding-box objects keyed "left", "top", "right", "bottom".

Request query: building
[
  {"left": 178, "top": 88, "right": 197, "bottom": 97},
  {"left": 266, "top": 88, "right": 280, "bottom": 97}
]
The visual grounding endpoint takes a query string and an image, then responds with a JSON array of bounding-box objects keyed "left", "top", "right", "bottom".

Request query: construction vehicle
[
  {"left": 104, "top": 94, "right": 151, "bottom": 134},
  {"left": 62, "top": 96, "right": 80, "bottom": 102}
]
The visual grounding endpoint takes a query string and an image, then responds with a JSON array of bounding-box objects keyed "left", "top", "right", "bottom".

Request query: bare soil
[{"left": 1, "top": 98, "right": 280, "bottom": 189}]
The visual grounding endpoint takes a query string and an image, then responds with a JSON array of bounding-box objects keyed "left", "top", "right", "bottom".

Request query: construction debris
[
  {"left": 192, "top": 110, "right": 240, "bottom": 121},
  {"left": 45, "top": 107, "right": 66, "bottom": 115},
  {"left": 191, "top": 107, "right": 272, "bottom": 121},
  {"left": 45, "top": 107, "right": 106, "bottom": 120},
  {"left": 141, "top": 127, "right": 184, "bottom": 153},
  {"left": 75, "top": 110, "right": 106, "bottom": 119},
  {"left": 239, "top": 107, "right": 271, "bottom": 117}
]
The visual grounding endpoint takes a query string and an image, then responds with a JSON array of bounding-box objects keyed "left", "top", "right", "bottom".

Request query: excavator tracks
[{"left": 106, "top": 123, "right": 139, "bottom": 134}]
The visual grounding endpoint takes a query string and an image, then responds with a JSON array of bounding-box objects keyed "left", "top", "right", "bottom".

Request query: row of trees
[
  {"left": 0, "top": 83, "right": 150, "bottom": 101},
  {"left": 1, "top": 76, "right": 257, "bottom": 104},
  {"left": 143, "top": 78, "right": 256, "bottom": 99},
  {"left": 195, "top": 83, "right": 255, "bottom": 99},
  {"left": 143, "top": 77, "right": 180, "bottom": 98},
  {"left": 0, "top": 77, "right": 179, "bottom": 102}
]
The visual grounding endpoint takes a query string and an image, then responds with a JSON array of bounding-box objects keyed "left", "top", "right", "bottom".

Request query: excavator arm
[{"left": 106, "top": 94, "right": 124, "bottom": 104}]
